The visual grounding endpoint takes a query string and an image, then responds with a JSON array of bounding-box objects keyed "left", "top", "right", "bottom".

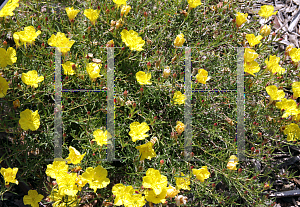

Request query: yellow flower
[
  {"left": 293, "top": 82, "right": 300, "bottom": 99},
  {"left": 0, "top": 0, "right": 19, "bottom": 17},
  {"left": 195, "top": 69, "right": 208, "bottom": 84},
  {"left": 266, "top": 85, "right": 285, "bottom": 101},
  {"left": 13, "top": 99, "right": 20, "bottom": 108},
  {"left": 0, "top": 47, "right": 17, "bottom": 67},
  {"left": 123, "top": 193, "right": 146, "bottom": 207},
  {"left": 227, "top": 155, "right": 238, "bottom": 170},
  {"left": 187, "top": 0, "right": 202, "bottom": 9},
  {"left": 174, "top": 33, "right": 185, "bottom": 47},
  {"left": 49, "top": 189, "right": 80, "bottom": 207},
  {"left": 142, "top": 168, "right": 168, "bottom": 195},
  {"left": 260, "top": 25, "right": 271, "bottom": 36},
  {"left": 23, "top": 190, "right": 44, "bottom": 207},
  {"left": 56, "top": 172, "right": 79, "bottom": 197},
  {"left": 265, "top": 55, "right": 280, "bottom": 70},
  {"left": 13, "top": 26, "right": 41, "bottom": 48},
  {"left": 145, "top": 188, "right": 167, "bottom": 204},
  {"left": 166, "top": 185, "right": 179, "bottom": 198},
  {"left": 0, "top": 76, "right": 9, "bottom": 98},
  {"left": 244, "top": 61, "right": 260, "bottom": 76},
  {"left": 192, "top": 166, "right": 210, "bottom": 182},
  {"left": 136, "top": 71, "right": 152, "bottom": 85},
  {"left": 244, "top": 48, "right": 258, "bottom": 63},
  {"left": 19, "top": 109, "right": 40, "bottom": 131},
  {"left": 75, "top": 174, "right": 88, "bottom": 191},
  {"left": 129, "top": 122, "right": 150, "bottom": 142},
  {"left": 136, "top": 141, "right": 156, "bottom": 161},
  {"left": 86, "top": 62, "right": 102, "bottom": 80},
  {"left": 46, "top": 160, "right": 68, "bottom": 179},
  {"left": 258, "top": 5, "right": 278, "bottom": 19},
  {"left": 112, "top": 184, "right": 135, "bottom": 206},
  {"left": 121, "top": 4, "right": 131, "bottom": 16},
  {"left": 47, "top": 32, "right": 75, "bottom": 56},
  {"left": 270, "top": 64, "right": 285, "bottom": 75},
  {"left": 285, "top": 44, "right": 295, "bottom": 57},
  {"left": 65, "top": 7, "right": 80, "bottom": 21},
  {"left": 284, "top": 123, "right": 300, "bottom": 141},
  {"left": 175, "top": 121, "right": 185, "bottom": 135},
  {"left": 84, "top": 8, "right": 100, "bottom": 26},
  {"left": 236, "top": 12, "right": 248, "bottom": 27},
  {"left": 113, "top": 0, "right": 127, "bottom": 8},
  {"left": 0, "top": 167, "right": 18, "bottom": 185},
  {"left": 246, "top": 34, "right": 263, "bottom": 47},
  {"left": 175, "top": 172, "right": 191, "bottom": 190},
  {"left": 21, "top": 70, "right": 44, "bottom": 88},
  {"left": 65, "top": 146, "right": 86, "bottom": 164},
  {"left": 173, "top": 91, "right": 186, "bottom": 105},
  {"left": 275, "top": 98, "right": 300, "bottom": 118},
  {"left": 92, "top": 129, "right": 111, "bottom": 146},
  {"left": 289, "top": 48, "right": 300, "bottom": 63},
  {"left": 62, "top": 61, "right": 76, "bottom": 75},
  {"left": 81, "top": 165, "right": 110, "bottom": 193},
  {"left": 276, "top": 98, "right": 297, "bottom": 111},
  {"left": 265, "top": 55, "right": 286, "bottom": 75},
  {"left": 121, "top": 29, "right": 145, "bottom": 51}
]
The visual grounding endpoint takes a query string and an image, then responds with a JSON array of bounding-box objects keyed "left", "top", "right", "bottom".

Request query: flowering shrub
[{"left": 0, "top": 0, "right": 299, "bottom": 206}]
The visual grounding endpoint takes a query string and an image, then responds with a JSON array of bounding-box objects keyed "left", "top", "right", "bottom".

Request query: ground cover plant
[{"left": 1, "top": 0, "right": 300, "bottom": 206}]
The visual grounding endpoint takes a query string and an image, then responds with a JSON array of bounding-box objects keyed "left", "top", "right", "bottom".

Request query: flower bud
[
  {"left": 111, "top": 20, "right": 116, "bottom": 26},
  {"left": 285, "top": 44, "right": 294, "bottom": 57},
  {"left": 106, "top": 9, "right": 109, "bottom": 14},
  {"left": 147, "top": 62, "right": 151, "bottom": 69},
  {"left": 140, "top": 87, "right": 143, "bottom": 93},
  {"left": 37, "top": 25, "right": 41, "bottom": 30},
  {"left": 98, "top": 5, "right": 101, "bottom": 10},
  {"left": 123, "top": 90, "right": 128, "bottom": 97},
  {"left": 238, "top": 168, "right": 242, "bottom": 173},
  {"left": 180, "top": 10, "right": 188, "bottom": 17},
  {"left": 45, "top": 17, "right": 48, "bottom": 21},
  {"left": 171, "top": 131, "right": 178, "bottom": 139},
  {"left": 259, "top": 25, "right": 271, "bottom": 36},
  {"left": 173, "top": 72, "right": 177, "bottom": 78},
  {"left": 160, "top": 160, "right": 164, "bottom": 165},
  {"left": 3, "top": 41, "right": 7, "bottom": 48},
  {"left": 106, "top": 40, "right": 114, "bottom": 47},
  {"left": 133, "top": 102, "right": 136, "bottom": 108},
  {"left": 251, "top": 147, "right": 255, "bottom": 152},
  {"left": 163, "top": 66, "right": 171, "bottom": 78},
  {"left": 72, "top": 64, "right": 76, "bottom": 71},
  {"left": 144, "top": 11, "right": 148, "bottom": 17}
]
